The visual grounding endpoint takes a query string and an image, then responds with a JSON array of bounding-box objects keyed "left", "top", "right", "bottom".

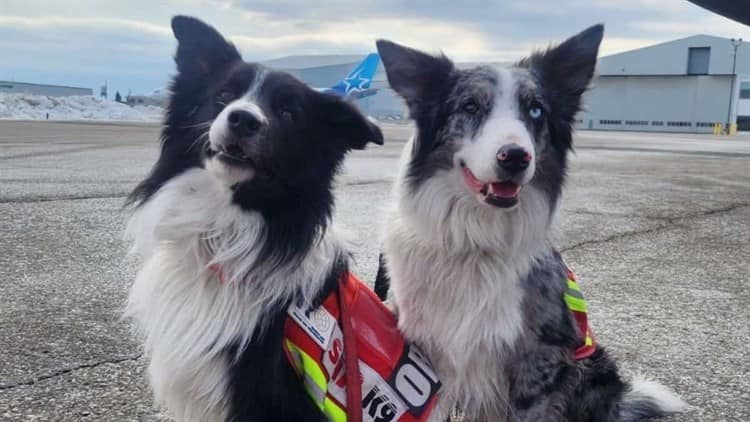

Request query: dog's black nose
[
  {"left": 227, "top": 110, "right": 261, "bottom": 136},
  {"left": 497, "top": 144, "right": 531, "bottom": 173}
]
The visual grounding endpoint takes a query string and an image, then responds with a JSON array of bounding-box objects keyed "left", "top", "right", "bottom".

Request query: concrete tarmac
[{"left": 1, "top": 120, "right": 748, "bottom": 421}]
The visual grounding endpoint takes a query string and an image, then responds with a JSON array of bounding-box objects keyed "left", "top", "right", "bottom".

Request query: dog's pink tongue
[
  {"left": 461, "top": 166, "right": 485, "bottom": 194},
  {"left": 489, "top": 181, "right": 520, "bottom": 198}
]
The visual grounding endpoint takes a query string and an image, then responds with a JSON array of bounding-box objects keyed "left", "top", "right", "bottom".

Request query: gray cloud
[{"left": 1, "top": 0, "right": 747, "bottom": 95}]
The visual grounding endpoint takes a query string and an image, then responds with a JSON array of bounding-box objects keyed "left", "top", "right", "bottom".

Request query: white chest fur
[
  {"left": 384, "top": 215, "right": 527, "bottom": 421},
  {"left": 382, "top": 156, "right": 551, "bottom": 421},
  {"left": 125, "top": 169, "right": 339, "bottom": 421}
]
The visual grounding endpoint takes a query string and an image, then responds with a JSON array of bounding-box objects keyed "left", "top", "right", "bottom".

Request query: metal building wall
[
  {"left": 598, "top": 35, "right": 749, "bottom": 76},
  {"left": 578, "top": 75, "right": 733, "bottom": 133},
  {"left": 0, "top": 81, "right": 92, "bottom": 97},
  {"left": 578, "top": 35, "right": 749, "bottom": 133},
  {"left": 298, "top": 63, "right": 353, "bottom": 88}
]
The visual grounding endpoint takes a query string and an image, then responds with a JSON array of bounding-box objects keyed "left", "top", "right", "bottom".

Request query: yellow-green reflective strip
[
  {"left": 303, "top": 374, "right": 326, "bottom": 409},
  {"left": 585, "top": 335, "right": 593, "bottom": 346},
  {"left": 284, "top": 341, "right": 328, "bottom": 404},
  {"left": 564, "top": 293, "right": 587, "bottom": 313},
  {"left": 285, "top": 340, "right": 347, "bottom": 422},
  {"left": 565, "top": 288, "right": 584, "bottom": 300},
  {"left": 324, "top": 397, "right": 347, "bottom": 422},
  {"left": 567, "top": 279, "right": 581, "bottom": 292}
]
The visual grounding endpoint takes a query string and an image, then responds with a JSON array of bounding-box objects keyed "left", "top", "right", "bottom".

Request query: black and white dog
[
  {"left": 125, "top": 16, "right": 382, "bottom": 421},
  {"left": 375, "top": 26, "right": 687, "bottom": 421}
]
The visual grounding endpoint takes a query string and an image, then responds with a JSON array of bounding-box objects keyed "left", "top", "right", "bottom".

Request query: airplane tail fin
[{"left": 329, "top": 53, "right": 380, "bottom": 96}]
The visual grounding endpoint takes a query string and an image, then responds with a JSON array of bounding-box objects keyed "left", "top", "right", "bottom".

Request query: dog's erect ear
[
  {"left": 171, "top": 15, "right": 241, "bottom": 76},
  {"left": 524, "top": 24, "right": 604, "bottom": 122},
  {"left": 376, "top": 40, "right": 454, "bottom": 111},
  {"left": 318, "top": 94, "right": 383, "bottom": 150}
]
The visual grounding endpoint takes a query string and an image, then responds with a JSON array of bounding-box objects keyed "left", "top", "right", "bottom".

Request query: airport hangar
[
  {"left": 267, "top": 35, "right": 750, "bottom": 134},
  {"left": 0, "top": 80, "right": 92, "bottom": 97}
]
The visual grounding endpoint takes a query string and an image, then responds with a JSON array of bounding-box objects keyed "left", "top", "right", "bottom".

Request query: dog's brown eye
[
  {"left": 462, "top": 101, "right": 479, "bottom": 114},
  {"left": 279, "top": 108, "right": 293, "bottom": 120},
  {"left": 217, "top": 90, "right": 234, "bottom": 104}
]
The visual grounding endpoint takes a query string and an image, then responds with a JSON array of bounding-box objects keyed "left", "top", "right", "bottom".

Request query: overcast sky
[{"left": 2, "top": 0, "right": 748, "bottom": 96}]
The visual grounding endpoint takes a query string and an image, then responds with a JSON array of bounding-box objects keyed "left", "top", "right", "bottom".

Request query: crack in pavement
[
  {"left": 561, "top": 203, "right": 750, "bottom": 253},
  {"left": 340, "top": 179, "right": 392, "bottom": 187},
  {"left": 0, "top": 353, "right": 143, "bottom": 391},
  {"left": 0, "top": 144, "right": 134, "bottom": 161},
  {"left": 0, "top": 193, "right": 130, "bottom": 204},
  {"left": 1, "top": 179, "right": 392, "bottom": 204}
]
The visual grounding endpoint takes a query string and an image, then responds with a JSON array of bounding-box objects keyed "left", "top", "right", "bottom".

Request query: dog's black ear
[
  {"left": 171, "top": 15, "right": 241, "bottom": 76},
  {"left": 319, "top": 94, "right": 384, "bottom": 150},
  {"left": 523, "top": 24, "right": 604, "bottom": 122},
  {"left": 376, "top": 39, "right": 454, "bottom": 112}
]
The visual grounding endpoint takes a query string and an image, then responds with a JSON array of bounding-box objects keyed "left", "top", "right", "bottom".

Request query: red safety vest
[
  {"left": 283, "top": 272, "right": 441, "bottom": 422},
  {"left": 211, "top": 260, "right": 590, "bottom": 421}
]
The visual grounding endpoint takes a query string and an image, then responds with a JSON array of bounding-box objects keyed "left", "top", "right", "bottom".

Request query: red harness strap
[{"left": 337, "top": 274, "right": 362, "bottom": 422}]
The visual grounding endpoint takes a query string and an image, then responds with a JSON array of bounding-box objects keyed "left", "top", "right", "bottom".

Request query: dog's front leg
[{"left": 508, "top": 345, "right": 572, "bottom": 421}]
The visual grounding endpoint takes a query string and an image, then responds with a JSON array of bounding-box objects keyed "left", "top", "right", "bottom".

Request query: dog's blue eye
[{"left": 529, "top": 105, "right": 543, "bottom": 120}]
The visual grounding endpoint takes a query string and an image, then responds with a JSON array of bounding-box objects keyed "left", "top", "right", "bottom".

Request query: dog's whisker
[
  {"left": 187, "top": 131, "right": 210, "bottom": 152},
  {"left": 176, "top": 121, "right": 212, "bottom": 129}
]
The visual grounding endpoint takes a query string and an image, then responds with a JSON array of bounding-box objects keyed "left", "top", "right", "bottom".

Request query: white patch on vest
[{"left": 288, "top": 302, "right": 337, "bottom": 349}]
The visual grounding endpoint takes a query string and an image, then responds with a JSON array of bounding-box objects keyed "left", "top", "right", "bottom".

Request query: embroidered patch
[{"left": 288, "top": 302, "right": 337, "bottom": 349}]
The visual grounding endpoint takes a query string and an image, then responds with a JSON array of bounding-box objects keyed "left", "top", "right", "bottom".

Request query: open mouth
[
  {"left": 460, "top": 162, "right": 521, "bottom": 208},
  {"left": 206, "top": 144, "right": 275, "bottom": 185},
  {"left": 206, "top": 146, "right": 254, "bottom": 166}
]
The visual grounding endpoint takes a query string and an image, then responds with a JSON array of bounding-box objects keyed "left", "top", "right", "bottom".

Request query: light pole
[{"left": 726, "top": 38, "right": 742, "bottom": 133}]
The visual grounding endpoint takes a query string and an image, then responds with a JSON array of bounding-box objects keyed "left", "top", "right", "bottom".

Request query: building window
[
  {"left": 651, "top": 121, "right": 664, "bottom": 126},
  {"left": 740, "top": 82, "right": 750, "bottom": 99},
  {"left": 738, "top": 116, "right": 750, "bottom": 131},
  {"left": 625, "top": 120, "right": 648, "bottom": 126},
  {"left": 667, "top": 121, "right": 692, "bottom": 127},
  {"left": 687, "top": 47, "right": 710, "bottom": 75},
  {"left": 599, "top": 120, "right": 622, "bottom": 125}
]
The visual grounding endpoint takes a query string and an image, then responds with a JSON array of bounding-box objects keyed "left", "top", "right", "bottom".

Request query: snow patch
[{"left": 0, "top": 93, "right": 163, "bottom": 122}]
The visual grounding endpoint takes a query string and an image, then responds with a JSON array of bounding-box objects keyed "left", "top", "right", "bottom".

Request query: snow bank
[{"left": 0, "top": 93, "right": 163, "bottom": 122}]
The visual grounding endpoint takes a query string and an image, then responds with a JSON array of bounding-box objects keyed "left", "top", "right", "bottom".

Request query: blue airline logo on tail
[{"left": 329, "top": 53, "right": 380, "bottom": 98}]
